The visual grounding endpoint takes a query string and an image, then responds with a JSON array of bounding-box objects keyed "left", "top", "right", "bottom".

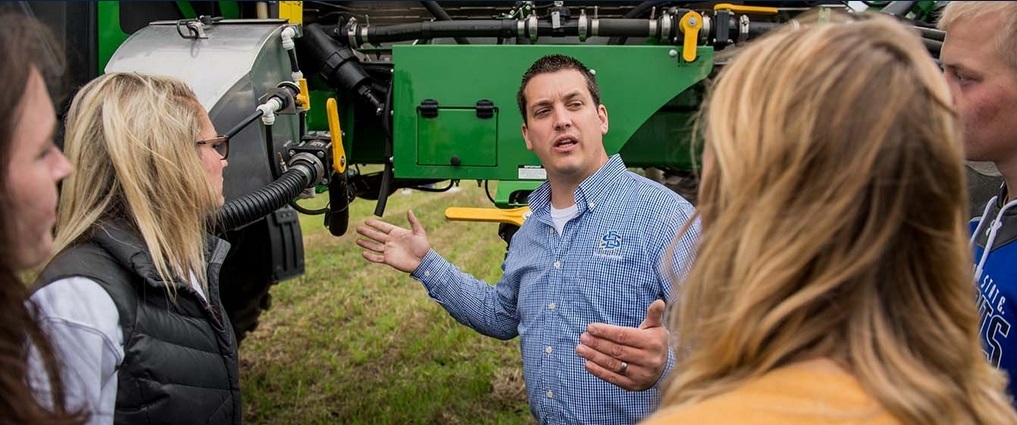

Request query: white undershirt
[{"left": 550, "top": 203, "right": 579, "bottom": 235}]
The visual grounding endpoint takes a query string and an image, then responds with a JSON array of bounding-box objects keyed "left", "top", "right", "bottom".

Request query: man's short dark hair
[{"left": 516, "top": 54, "right": 601, "bottom": 124}]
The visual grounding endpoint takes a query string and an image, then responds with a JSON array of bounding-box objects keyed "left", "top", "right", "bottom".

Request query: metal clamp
[
  {"left": 738, "top": 15, "right": 750, "bottom": 43},
  {"left": 659, "top": 10, "right": 672, "bottom": 43},
  {"left": 578, "top": 9, "right": 588, "bottom": 41},
  {"left": 528, "top": 12, "right": 539, "bottom": 42},
  {"left": 346, "top": 17, "right": 359, "bottom": 48},
  {"left": 176, "top": 18, "right": 209, "bottom": 39}
]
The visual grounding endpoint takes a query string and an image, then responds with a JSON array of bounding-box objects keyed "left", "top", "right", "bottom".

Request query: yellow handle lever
[
  {"left": 326, "top": 98, "right": 347, "bottom": 173},
  {"left": 713, "top": 3, "right": 778, "bottom": 14},
  {"left": 445, "top": 206, "right": 531, "bottom": 227},
  {"left": 680, "top": 11, "right": 703, "bottom": 63}
]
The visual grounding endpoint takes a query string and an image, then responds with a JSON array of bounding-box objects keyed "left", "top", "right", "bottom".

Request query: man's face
[
  {"left": 521, "top": 69, "right": 609, "bottom": 184},
  {"left": 942, "top": 15, "right": 1017, "bottom": 165}
]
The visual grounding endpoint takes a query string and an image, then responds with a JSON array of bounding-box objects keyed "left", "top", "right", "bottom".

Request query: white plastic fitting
[
  {"left": 280, "top": 26, "right": 297, "bottom": 51},
  {"left": 258, "top": 97, "right": 283, "bottom": 126}
]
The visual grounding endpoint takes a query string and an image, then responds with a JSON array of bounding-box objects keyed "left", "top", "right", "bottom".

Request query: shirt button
[
  {"left": 553, "top": 261, "right": 561, "bottom": 269},
  {"left": 549, "top": 228, "right": 554, "bottom": 235},
  {"left": 546, "top": 390, "right": 553, "bottom": 398},
  {"left": 423, "top": 270, "right": 430, "bottom": 277},
  {"left": 548, "top": 302, "right": 556, "bottom": 310},
  {"left": 588, "top": 202, "right": 596, "bottom": 210},
  {"left": 545, "top": 346, "right": 553, "bottom": 354}
]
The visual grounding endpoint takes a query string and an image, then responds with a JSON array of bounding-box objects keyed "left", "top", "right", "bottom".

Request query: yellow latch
[
  {"left": 279, "top": 1, "right": 303, "bottom": 25},
  {"left": 296, "top": 78, "right": 310, "bottom": 111},
  {"left": 713, "top": 3, "right": 778, "bottom": 14},
  {"left": 326, "top": 98, "right": 347, "bottom": 173},
  {"left": 445, "top": 206, "right": 531, "bottom": 227},
  {"left": 680, "top": 11, "right": 703, "bottom": 63}
]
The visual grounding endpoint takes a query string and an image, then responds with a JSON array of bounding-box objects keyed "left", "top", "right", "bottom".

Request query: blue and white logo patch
[
  {"left": 599, "top": 230, "right": 623, "bottom": 250},
  {"left": 594, "top": 230, "right": 624, "bottom": 260}
]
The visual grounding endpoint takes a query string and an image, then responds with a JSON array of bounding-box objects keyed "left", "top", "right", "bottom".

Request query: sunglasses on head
[{"left": 196, "top": 135, "right": 229, "bottom": 160}]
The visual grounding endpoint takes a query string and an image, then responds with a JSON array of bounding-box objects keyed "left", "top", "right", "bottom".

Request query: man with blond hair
[{"left": 940, "top": 1, "right": 1017, "bottom": 402}]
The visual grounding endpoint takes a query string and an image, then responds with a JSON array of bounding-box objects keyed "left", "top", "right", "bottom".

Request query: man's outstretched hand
[{"left": 356, "top": 210, "right": 432, "bottom": 273}]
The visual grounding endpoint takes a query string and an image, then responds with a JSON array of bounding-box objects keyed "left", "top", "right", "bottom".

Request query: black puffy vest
[{"left": 36, "top": 224, "right": 241, "bottom": 425}]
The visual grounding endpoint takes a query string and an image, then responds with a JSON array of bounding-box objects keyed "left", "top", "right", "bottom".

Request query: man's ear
[
  {"left": 522, "top": 123, "right": 534, "bottom": 151},
  {"left": 598, "top": 104, "right": 609, "bottom": 135}
]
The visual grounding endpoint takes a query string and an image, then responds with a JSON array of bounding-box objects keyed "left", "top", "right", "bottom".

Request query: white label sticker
[{"left": 518, "top": 166, "right": 547, "bottom": 180}]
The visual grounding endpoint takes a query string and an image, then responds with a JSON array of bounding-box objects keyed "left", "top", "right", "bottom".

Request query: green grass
[{"left": 239, "top": 182, "right": 535, "bottom": 424}]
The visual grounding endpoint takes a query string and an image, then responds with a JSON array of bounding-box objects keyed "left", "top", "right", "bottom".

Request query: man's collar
[{"left": 528, "top": 154, "right": 626, "bottom": 217}]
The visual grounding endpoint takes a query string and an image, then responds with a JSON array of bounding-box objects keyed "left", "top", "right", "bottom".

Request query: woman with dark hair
[{"left": 0, "top": 13, "right": 82, "bottom": 425}]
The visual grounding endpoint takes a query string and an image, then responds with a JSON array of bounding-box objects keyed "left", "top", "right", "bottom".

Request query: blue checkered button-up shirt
[{"left": 412, "top": 155, "right": 699, "bottom": 424}]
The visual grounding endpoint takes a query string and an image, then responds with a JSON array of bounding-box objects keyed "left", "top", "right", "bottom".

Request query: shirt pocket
[{"left": 565, "top": 254, "right": 646, "bottom": 328}]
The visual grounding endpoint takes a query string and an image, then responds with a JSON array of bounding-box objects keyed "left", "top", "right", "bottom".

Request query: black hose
[
  {"left": 365, "top": 20, "right": 518, "bottom": 44},
  {"left": 609, "top": 1, "right": 661, "bottom": 45},
  {"left": 420, "top": 1, "right": 471, "bottom": 44},
  {"left": 300, "top": 23, "right": 385, "bottom": 113},
  {"left": 265, "top": 124, "right": 277, "bottom": 177},
  {"left": 214, "top": 166, "right": 312, "bottom": 232},
  {"left": 225, "top": 110, "right": 264, "bottom": 139},
  {"left": 598, "top": 19, "right": 658, "bottom": 38},
  {"left": 287, "top": 49, "right": 301, "bottom": 74},
  {"left": 373, "top": 78, "right": 395, "bottom": 217},
  {"left": 289, "top": 198, "right": 329, "bottom": 215}
]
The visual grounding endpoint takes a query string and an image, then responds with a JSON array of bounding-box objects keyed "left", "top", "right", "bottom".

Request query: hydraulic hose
[
  {"left": 373, "top": 78, "right": 395, "bottom": 217},
  {"left": 214, "top": 164, "right": 314, "bottom": 232},
  {"left": 609, "top": 1, "right": 665, "bottom": 45},
  {"left": 225, "top": 110, "right": 264, "bottom": 139},
  {"left": 420, "top": 1, "right": 471, "bottom": 44},
  {"left": 299, "top": 23, "right": 385, "bottom": 114},
  {"left": 362, "top": 20, "right": 519, "bottom": 44}
]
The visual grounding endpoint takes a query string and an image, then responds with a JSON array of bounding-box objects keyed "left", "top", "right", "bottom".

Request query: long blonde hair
[
  {"left": 54, "top": 72, "right": 219, "bottom": 295},
  {"left": 664, "top": 11, "right": 1017, "bottom": 425}
]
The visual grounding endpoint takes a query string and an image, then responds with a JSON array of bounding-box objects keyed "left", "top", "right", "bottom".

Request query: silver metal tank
[{"left": 105, "top": 19, "right": 301, "bottom": 200}]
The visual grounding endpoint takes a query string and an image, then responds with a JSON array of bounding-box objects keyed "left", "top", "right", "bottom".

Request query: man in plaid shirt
[{"left": 357, "top": 54, "right": 698, "bottom": 424}]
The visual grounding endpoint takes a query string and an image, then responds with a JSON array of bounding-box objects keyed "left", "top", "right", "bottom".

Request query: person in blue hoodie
[{"left": 940, "top": 2, "right": 1017, "bottom": 402}]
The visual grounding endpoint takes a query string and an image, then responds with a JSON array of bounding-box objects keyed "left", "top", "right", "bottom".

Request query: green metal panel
[
  {"left": 620, "top": 84, "right": 705, "bottom": 170},
  {"left": 390, "top": 45, "right": 713, "bottom": 180},
  {"left": 97, "top": 2, "right": 130, "bottom": 73},
  {"left": 417, "top": 109, "right": 498, "bottom": 166}
]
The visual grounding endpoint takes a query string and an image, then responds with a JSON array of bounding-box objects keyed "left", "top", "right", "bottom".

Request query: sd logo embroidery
[{"left": 599, "top": 230, "right": 623, "bottom": 250}]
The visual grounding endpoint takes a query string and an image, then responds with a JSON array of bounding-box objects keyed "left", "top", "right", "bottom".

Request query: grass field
[{"left": 238, "top": 182, "right": 536, "bottom": 424}]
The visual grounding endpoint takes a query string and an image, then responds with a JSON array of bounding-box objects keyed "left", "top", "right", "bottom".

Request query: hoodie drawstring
[{"left": 974, "top": 196, "right": 1017, "bottom": 282}]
